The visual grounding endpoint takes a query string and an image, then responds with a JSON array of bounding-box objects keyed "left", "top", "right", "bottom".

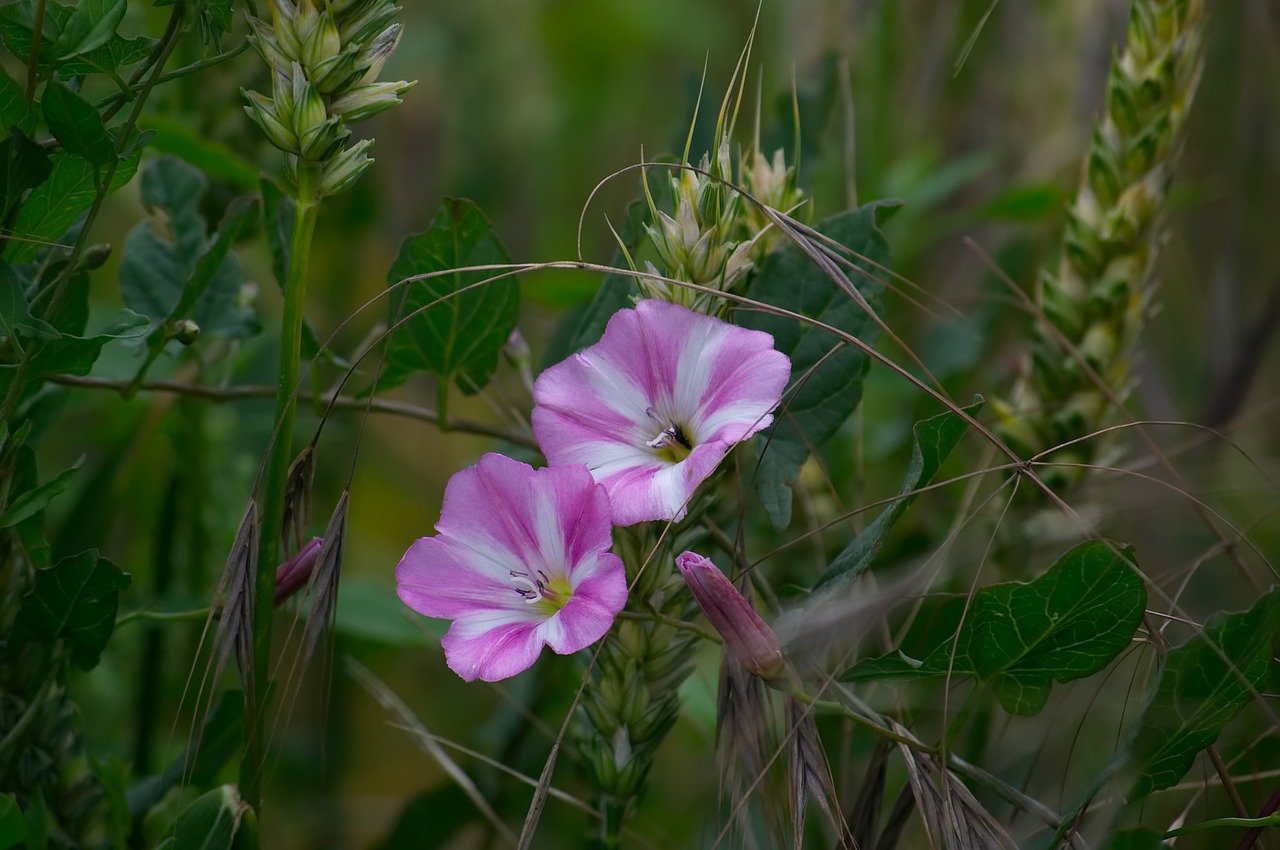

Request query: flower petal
[{"left": 441, "top": 612, "right": 545, "bottom": 682}]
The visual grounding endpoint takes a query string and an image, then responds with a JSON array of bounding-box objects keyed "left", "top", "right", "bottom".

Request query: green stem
[
  {"left": 599, "top": 797, "right": 627, "bottom": 849},
  {"left": 242, "top": 164, "right": 321, "bottom": 812},
  {"left": 1162, "top": 811, "right": 1280, "bottom": 840}
]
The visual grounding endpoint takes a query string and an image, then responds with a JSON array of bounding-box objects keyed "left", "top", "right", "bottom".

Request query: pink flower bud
[
  {"left": 675, "top": 551, "right": 784, "bottom": 680},
  {"left": 275, "top": 536, "right": 323, "bottom": 604}
]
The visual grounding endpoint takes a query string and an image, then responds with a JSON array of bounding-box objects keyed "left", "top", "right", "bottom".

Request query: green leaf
[
  {"left": 0, "top": 260, "right": 58, "bottom": 342},
  {"left": 842, "top": 541, "right": 1147, "bottom": 716},
  {"left": 740, "top": 201, "right": 896, "bottom": 528},
  {"left": 41, "top": 81, "right": 114, "bottom": 167},
  {"left": 119, "top": 157, "right": 257, "bottom": 340},
  {"left": 0, "top": 70, "right": 35, "bottom": 135},
  {"left": 1, "top": 130, "right": 53, "bottom": 220},
  {"left": 145, "top": 117, "right": 259, "bottom": 190},
  {"left": 0, "top": 0, "right": 69, "bottom": 70},
  {"left": 160, "top": 786, "right": 245, "bottom": 850},
  {"left": 1121, "top": 588, "right": 1280, "bottom": 800},
  {"left": 816, "top": 398, "right": 982, "bottom": 589},
  {"left": 0, "top": 794, "right": 28, "bottom": 850},
  {"left": 61, "top": 34, "right": 155, "bottom": 77},
  {"left": 17, "top": 549, "right": 131, "bottom": 670},
  {"left": 379, "top": 198, "right": 518, "bottom": 394},
  {"left": 20, "top": 307, "right": 148, "bottom": 378},
  {"left": 51, "top": 0, "right": 126, "bottom": 60},
  {"left": 0, "top": 453, "right": 82, "bottom": 527},
  {"left": 6, "top": 151, "right": 138, "bottom": 263}
]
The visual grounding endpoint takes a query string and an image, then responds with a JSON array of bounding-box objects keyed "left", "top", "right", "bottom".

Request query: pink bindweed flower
[
  {"left": 275, "top": 536, "right": 323, "bottom": 604},
  {"left": 675, "top": 551, "right": 784, "bottom": 681},
  {"left": 395, "top": 453, "right": 627, "bottom": 682},
  {"left": 532, "top": 299, "right": 790, "bottom": 525}
]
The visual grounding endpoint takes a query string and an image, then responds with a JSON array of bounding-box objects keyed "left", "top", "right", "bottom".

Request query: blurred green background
[{"left": 37, "top": 0, "right": 1280, "bottom": 846}]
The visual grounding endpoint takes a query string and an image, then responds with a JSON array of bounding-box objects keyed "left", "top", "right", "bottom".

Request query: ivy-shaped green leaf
[
  {"left": 815, "top": 398, "right": 982, "bottom": 589},
  {"left": 1121, "top": 588, "right": 1280, "bottom": 800},
  {"left": 61, "top": 33, "right": 155, "bottom": 76},
  {"left": 842, "top": 541, "right": 1147, "bottom": 715},
  {"left": 119, "top": 157, "right": 258, "bottom": 341},
  {"left": 41, "top": 80, "right": 115, "bottom": 167},
  {"left": 6, "top": 151, "right": 138, "bottom": 263},
  {"left": 0, "top": 70, "right": 35, "bottom": 135},
  {"left": 379, "top": 198, "right": 519, "bottom": 395},
  {"left": 740, "top": 201, "right": 897, "bottom": 528},
  {"left": 17, "top": 549, "right": 131, "bottom": 670}
]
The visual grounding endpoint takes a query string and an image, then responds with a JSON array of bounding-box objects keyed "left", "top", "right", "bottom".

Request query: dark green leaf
[
  {"left": 740, "top": 202, "right": 896, "bottom": 528},
  {"left": 119, "top": 157, "right": 257, "bottom": 340},
  {"left": 9, "top": 445, "right": 51, "bottom": 568},
  {"left": 379, "top": 198, "right": 519, "bottom": 394},
  {"left": 0, "top": 0, "right": 69, "bottom": 70},
  {"left": 0, "top": 260, "right": 58, "bottom": 341},
  {"left": 41, "top": 81, "right": 114, "bottom": 167},
  {"left": 816, "top": 398, "right": 983, "bottom": 589},
  {"left": 0, "top": 453, "right": 82, "bottom": 527},
  {"left": 0, "top": 794, "right": 27, "bottom": 850},
  {"left": 146, "top": 117, "right": 259, "bottom": 189},
  {"left": 61, "top": 34, "right": 156, "bottom": 77},
  {"left": 1121, "top": 588, "right": 1280, "bottom": 800},
  {"left": 51, "top": 0, "right": 126, "bottom": 60},
  {"left": 331, "top": 577, "right": 437, "bottom": 646},
  {"left": 6, "top": 152, "right": 138, "bottom": 263},
  {"left": 1, "top": 130, "right": 53, "bottom": 220},
  {"left": 17, "top": 548, "right": 131, "bottom": 669},
  {"left": 22, "top": 307, "right": 148, "bottom": 377},
  {"left": 842, "top": 541, "right": 1147, "bottom": 716},
  {"left": 0, "top": 70, "right": 35, "bottom": 135},
  {"left": 160, "top": 786, "right": 244, "bottom": 850}
]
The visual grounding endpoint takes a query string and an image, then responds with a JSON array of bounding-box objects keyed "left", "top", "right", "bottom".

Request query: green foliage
[
  {"left": 6, "top": 152, "right": 138, "bottom": 264},
  {"left": 0, "top": 453, "right": 81, "bottom": 527},
  {"left": 41, "top": 82, "right": 115, "bottom": 168},
  {"left": 146, "top": 117, "right": 260, "bottom": 190},
  {"left": 740, "top": 202, "right": 895, "bottom": 528},
  {"left": 1120, "top": 588, "right": 1280, "bottom": 800},
  {"left": 0, "top": 70, "right": 33, "bottom": 134},
  {"left": 16, "top": 549, "right": 130, "bottom": 670},
  {"left": 379, "top": 198, "right": 519, "bottom": 395},
  {"left": 0, "top": 795, "right": 27, "bottom": 850},
  {"left": 157, "top": 786, "right": 245, "bottom": 850},
  {"left": 0, "top": 131, "right": 52, "bottom": 221},
  {"left": 0, "top": 261, "right": 57, "bottom": 342},
  {"left": 1103, "top": 829, "right": 1164, "bottom": 850},
  {"left": 842, "top": 541, "right": 1147, "bottom": 715},
  {"left": 0, "top": 0, "right": 136, "bottom": 73},
  {"left": 50, "top": 0, "right": 126, "bottom": 60},
  {"left": 129, "top": 692, "right": 245, "bottom": 814},
  {"left": 119, "top": 157, "right": 259, "bottom": 341},
  {"left": 816, "top": 398, "right": 983, "bottom": 589}
]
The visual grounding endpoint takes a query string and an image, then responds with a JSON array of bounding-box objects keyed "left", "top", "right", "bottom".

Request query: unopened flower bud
[
  {"left": 329, "top": 80, "right": 414, "bottom": 123},
  {"left": 675, "top": 551, "right": 784, "bottom": 681},
  {"left": 302, "top": 11, "right": 342, "bottom": 73},
  {"left": 291, "top": 79, "right": 328, "bottom": 140},
  {"left": 78, "top": 243, "right": 112, "bottom": 270},
  {"left": 341, "top": 1, "right": 400, "bottom": 46},
  {"left": 247, "top": 16, "right": 291, "bottom": 70},
  {"left": 319, "top": 138, "right": 374, "bottom": 195},
  {"left": 170, "top": 319, "right": 201, "bottom": 346},
  {"left": 269, "top": 0, "right": 303, "bottom": 57},
  {"left": 359, "top": 23, "right": 402, "bottom": 83},
  {"left": 242, "top": 90, "right": 297, "bottom": 153},
  {"left": 275, "top": 536, "right": 323, "bottom": 604},
  {"left": 299, "top": 116, "right": 349, "bottom": 161}
]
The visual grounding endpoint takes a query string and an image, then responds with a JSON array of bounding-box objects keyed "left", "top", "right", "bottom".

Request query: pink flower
[
  {"left": 532, "top": 300, "right": 790, "bottom": 525},
  {"left": 395, "top": 453, "right": 627, "bottom": 682},
  {"left": 675, "top": 551, "right": 784, "bottom": 681}
]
